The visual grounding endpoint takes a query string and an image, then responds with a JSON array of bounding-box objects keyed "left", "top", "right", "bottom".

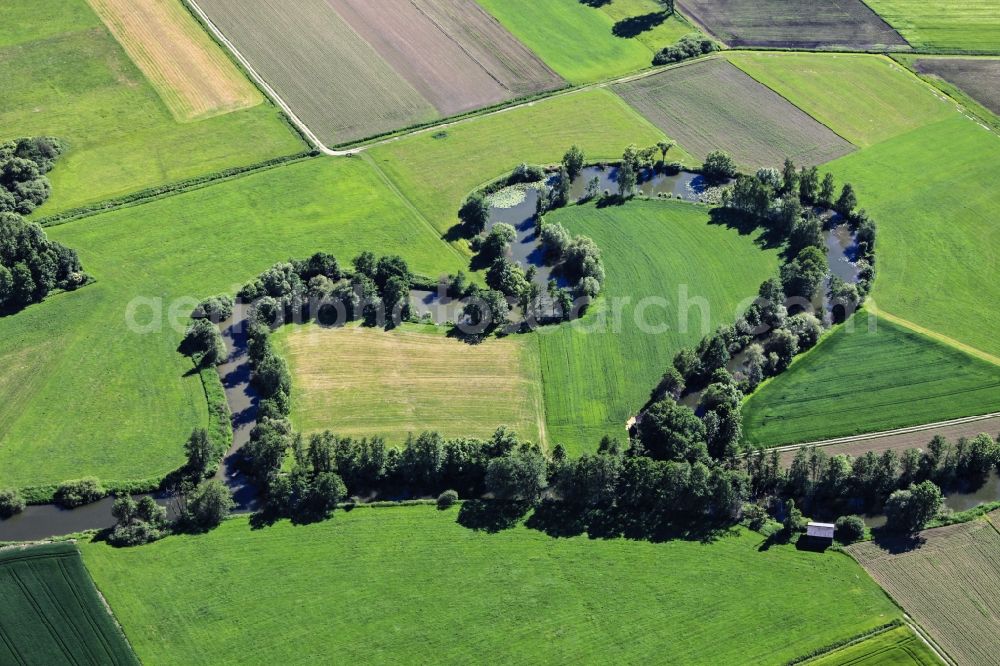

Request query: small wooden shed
[{"left": 806, "top": 522, "right": 835, "bottom": 544}]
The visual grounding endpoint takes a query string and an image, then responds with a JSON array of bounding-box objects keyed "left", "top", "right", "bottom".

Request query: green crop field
[
  {"left": 539, "top": 199, "right": 778, "bottom": 452},
  {"left": 0, "top": 158, "right": 468, "bottom": 490},
  {"left": 367, "top": 88, "right": 677, "bottom": 239},
  {"left": 827, "top": 116, "right": 1000, "bottom": 359},
  {"left": 81, "top": 504, "right": 900, "bottom": 665},
  {"left": 273, "top": 322, "right": 546, "bottom": 446},
  {"left": 728, "top": 52, "right": 957, "bottom": 147},
  {"left": 0, "top": 543, "right": 137, "bottom": 665},
  {"left": 811, "top": 626, "right": 942, "bottom": 666},
  {"left": 0, "top": 0, "right": 303, "bottom": 216},
  {"left": 475, "top": 0, "right": 656, "bottom": 84},
  {"left": 864, "top": 0, "right": 1000, "bottom": 53},
  {"left": 743, "top": 313, "right": 1000, "bottom": 447},
  {"left": 613, "top": 58, "right": 855, "bottom": 168}
]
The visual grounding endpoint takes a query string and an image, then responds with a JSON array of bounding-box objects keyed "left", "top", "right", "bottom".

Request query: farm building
[{"left": 807, "top": 522, "right": 836, "bottom": 544}]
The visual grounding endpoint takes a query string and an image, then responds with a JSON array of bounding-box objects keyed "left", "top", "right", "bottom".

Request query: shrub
[
  {"left": 0, "top": 488, "right": 25, "bottom": 518},
  {"left": 702, "top": 151, "right": 736, "bottom": 183},
  {"left": 508, "top": 163, "right": 545, "bottom": 185},
  {"left": 437, "top": 489, "right": 459, "bottom": 510},
  {"left": 185, "top": 480, "right": 235, "bottom": 530},
  {"left": 193, "top": 294, "right": 234, "bottom": 323},
  {"left": 835, "top": 515, "right": 865, "bottom": 543},
  {"left": 652, "top": 34, "right": 717, "bottom": 66},
  {"left": 55, "top": 477, "right": 106, "bottom": 508},
  {"left": 107, "top": 495, "right": 168, "bottom": 547}
]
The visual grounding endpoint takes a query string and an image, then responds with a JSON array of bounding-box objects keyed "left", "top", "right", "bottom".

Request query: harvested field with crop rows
[
  {"left": 329, "top": 0, "right": 562, "bottom": 117},
  {"left": 613, "top": 59, "right": 855, "bottom": 168},
  {"left": 86, "top": 0, "right": 261, "bottom": 121},
  {"left": 676, "top": 0, "right": 908, "bottom": 49},
  {"left": 913, "top": 58, "right": 1000, "bottom": 115},
  {"left": 195, "top": 0, "right": 436, "bottom": 145},
  {"left": 848, "top": 514, "right": 1000, "bottom": 666}
]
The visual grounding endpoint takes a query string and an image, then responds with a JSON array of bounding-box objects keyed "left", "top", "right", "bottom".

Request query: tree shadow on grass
[
  {"left": 612, "top": 12, "right": 669, "bottom": 38},
  {"left": 708, "top": 207, "right": 785, "bottom": 251},
  {"left": 457, "top": 499, "right": 530, "bottom": 533}
]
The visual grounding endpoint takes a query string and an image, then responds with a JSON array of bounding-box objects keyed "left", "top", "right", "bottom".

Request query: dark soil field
[
  {"left": 913, "top": 58, "right": 1000, "bottom": 115},
  {"left": 778, "top": 415, "right": 1000, "bottom": 467},
  {"left": 613, "top": 59, "right": 855, "bottom": 168},
  {"left": 677, "top": 0, "right": 909, "bottom": 49},
  {"left": 848, "top": 515, "right": 1000, "bottom": 666},
  {"left": 0, "top": 543, "right": 137, "bottom": 664},
  {"left": 327, "top": 0, "right": 563, "bottom": 116}
]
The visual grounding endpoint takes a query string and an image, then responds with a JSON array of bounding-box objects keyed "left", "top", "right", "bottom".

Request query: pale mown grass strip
[
  {"left": 86, "top": 0, "right": 261, "bottom": 121},
  {"left": 274, "top": 323, "right": 546, "bottom": 447}
]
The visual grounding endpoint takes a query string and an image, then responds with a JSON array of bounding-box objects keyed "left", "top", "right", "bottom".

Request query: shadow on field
[
  {"left": 459, "top": 498, "right": 737, "bottom": 544},
  {"left": 708, "top": 208, "right": 785, "bottom": 250},
  {"left": 612, "top": 12, "right": 669, "bottom": 38}
]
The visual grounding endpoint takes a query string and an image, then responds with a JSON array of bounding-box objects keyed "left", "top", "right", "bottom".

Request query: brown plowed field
[
  {"left": 328, "top": 0, "right": 562, "bottom": 116},
  {"left": 87, "top": 0, "right": 261, "bottom": 120},
  {"left": 848, "top": 517, "right": 1000, "bottom": 665},
  {"left": 913, "top": 58, "right": 1000, "bottom": 115},
  {"left": 196, "top": 0, "right": 437, "bottom": 145},
  {"left": 778, "top": 416, "right": 1000, "bottom": 466},
  {"left": 613, "top": 59, "right": 855, "bottom": 168},
  {"left": 677, "top": 0, "right": 909, "bottom": 49}
]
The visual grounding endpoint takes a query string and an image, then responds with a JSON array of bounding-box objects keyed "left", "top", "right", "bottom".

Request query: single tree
[{"left": 562, "top": 145, "right": 585, "bottom": 180}]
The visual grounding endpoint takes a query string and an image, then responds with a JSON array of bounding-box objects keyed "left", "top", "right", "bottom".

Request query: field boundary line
[
  {"left": 767, "top": 412, "right": 1000, "bottom": 454},
  {"left": 726, "top": 54, "right": 863, "bottom": 148},
  {"left": 904, "top": 618, "right": 956, "bottom": 666},
  {"left": 358, "top": 153, "right": 469, "bottom": 268},
  {"left": 183, "top": 0, "right": 341, "bottom": 155},
  {"left": 868, "top": 303, "right": 1000, "bottom": 367}
]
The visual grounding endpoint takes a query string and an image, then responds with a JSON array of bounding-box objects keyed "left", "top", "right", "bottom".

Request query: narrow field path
[
  {"left": 869, "top": 302, "right": 1000, "bottom": 367},
  {"left": 772, "top": 413, "right": 1000, "bottom": 466}
]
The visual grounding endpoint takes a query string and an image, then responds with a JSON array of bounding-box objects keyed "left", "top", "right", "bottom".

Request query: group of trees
[
  {"left": 653, "top": 33, "right": 718, "bottom": 66},
  {"left": 459, "top": 151, "right": 610, "bottom": 332},
  {"left": 0, "top": 212, "right": 88, "bottom": 313},
  {"left": 238, "top": 251, "right": 415, "bottom": 330},
  {"left": 0, "top": 138, "right": 90, "bottom": 314},
  {"left": 746, "top": 433, "right": 1000, "bottom": 532},
  {"left": 723, "top": 158, "right": 876, "bottom": 309},
  {"left": 0, "top": 137, "right": 62, "bottom": 215}
]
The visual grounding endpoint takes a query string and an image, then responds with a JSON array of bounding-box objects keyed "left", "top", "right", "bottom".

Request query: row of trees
[{"left": 0, "top": 137, "right": 62, "bottom": 215}]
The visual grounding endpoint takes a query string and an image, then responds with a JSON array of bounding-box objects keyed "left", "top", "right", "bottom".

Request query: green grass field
[
  {"left": 811, "top": 626, "right": 942, "bottom": 666},
  {"left": 743, "top": 313, "right": 1000, "bottom": 447},
  {"left": 0, "top": 0, "right": 303, "bottom": 215},
  {"left": 865, "top": 0, "right": 1000, "bottom": 53},
  {"left": 826, "top": 116, "right": 1000, "bottom": 359},
  {"left": 81, "top": 505, "right": 900, "bottom": 664},
  {"left": 0, "top": 543, "right": 137, "bottom": 665},
  {"left": 367, "top": 88, "right": 677, "bottom": 240},
  {"left": 594, "top": 0, "right": 695, "bottom": 52},
  {"left": 475, "top": 0, "right": 656, "bottom": 83},
  {"left": 540, "top": 199, "right": 778, "bottom": 452},
  {"left": 728, "top": 52, "right": 957, "bottom": 147},
  {"left": 0, "top": 158, "right": 468, "bottom": 490},
  {"left": 273, "top": 322, "right": 546, "bottom": 446}
]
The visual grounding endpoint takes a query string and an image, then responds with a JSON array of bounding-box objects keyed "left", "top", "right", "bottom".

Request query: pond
[
  {"left": 863, "top": 470, "right": 1000, "bottom": 528},
  {"left": 569, "top": 165, "right": 722, "bottom": 203}
]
